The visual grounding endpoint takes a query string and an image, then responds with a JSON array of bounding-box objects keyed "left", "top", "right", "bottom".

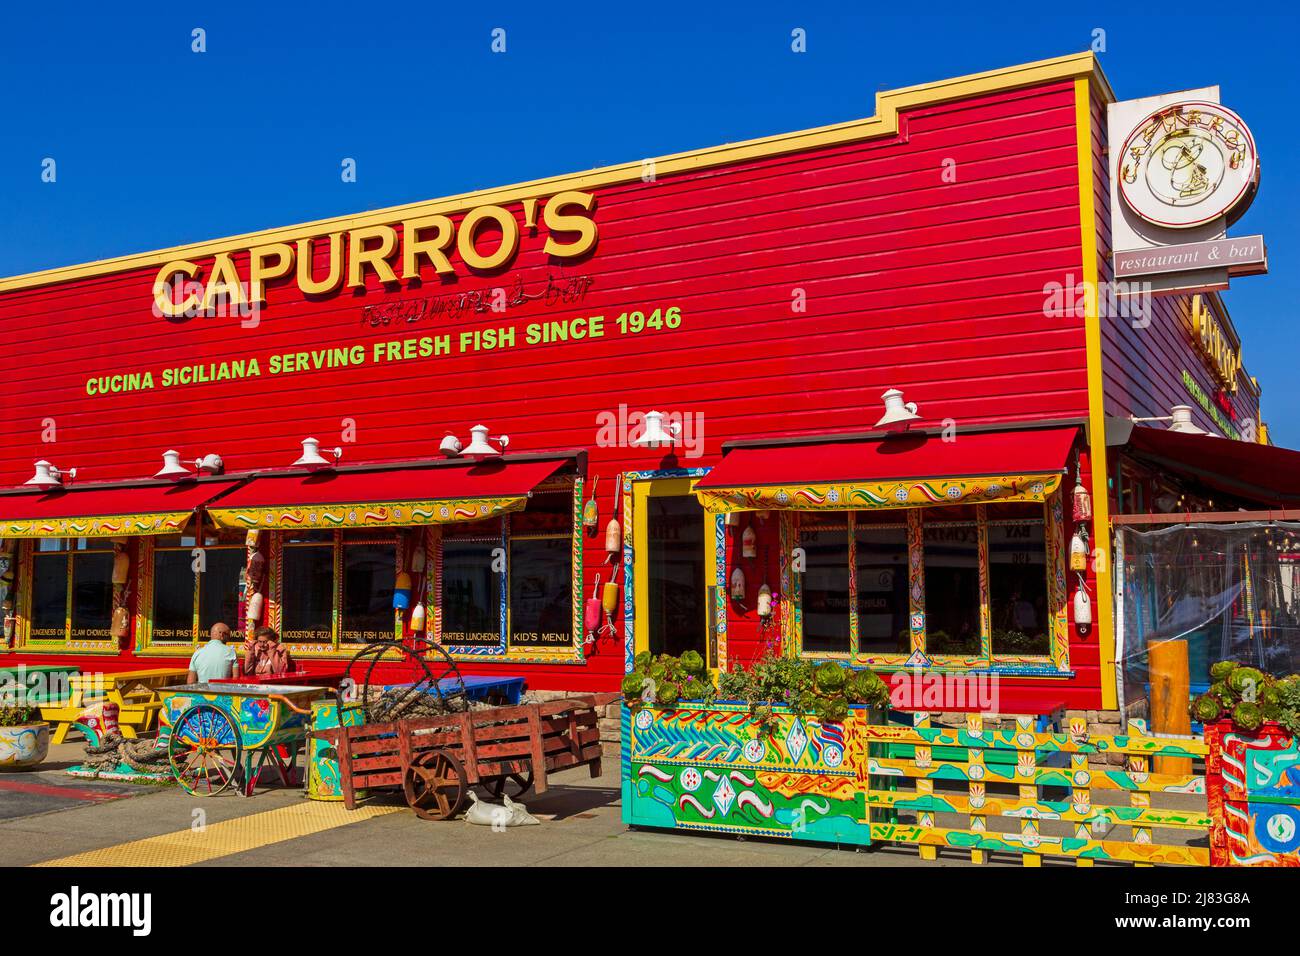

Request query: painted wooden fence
[
  {"left": 624, "top": 703, "right": 1213, "bottom": 865},
  {"left": 864, "top": 712, "right": 1210, "bottom": 866}
]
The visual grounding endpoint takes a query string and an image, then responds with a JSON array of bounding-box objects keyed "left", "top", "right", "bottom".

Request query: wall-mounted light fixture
[
  {"left": 438, "top": 433, "right": 464, "bottom": 458},
  {"left": 631, "top": 410, "right": 679, "bottom": 448},
  {"left": 874, "top": 388, "right": 921, "bottom": 431},
  {"left": 1129, "top": 404, "right": 1208, "bottom": 436},
  {"left": 462, "top": 425, "right": 509, "bottom": 459},
  {"left": 24, "top": 460, "right": 75, "bottom": 489},
  {"left": 196, "top": 453, "right": 225, "bottom": 475},
  {"left": 154, "top": 450, "right": 192, "bottom": 481},
  {"left": 293, "top": 437, "right": 342, "bottom": 471}
]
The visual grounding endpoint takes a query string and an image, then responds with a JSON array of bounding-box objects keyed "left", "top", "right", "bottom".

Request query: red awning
[
  {"left": 0, "top": 478, "right": 243, "bottom": 538},
  {"left": 1114, "top": 423, "right": 1300, "bottom": 506},
  {"left": 694, "top": 426, "right": 1079, "bottom": 512},
  {"left": 206, "top": 457, "right": 571, "bottom": 530}
]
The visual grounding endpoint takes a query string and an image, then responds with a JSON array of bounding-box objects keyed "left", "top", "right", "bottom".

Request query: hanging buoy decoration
[
  {"left": 583, "top": 475, "right": 599, "bottom": 531},
  {"left": 110, "top": 539, "right": 130, "bottom": 585},
  {"left": 1069, "top": 526, "right": 1089, "bottom": 571},
  {"left": 248, "top": 551, "right": 267, "bottom": 590},
  {"left": 112, "top": 604, "right": 131, "bottom": 639},
  {"left": 757, "top": 582, "right": 773, "bottom": 619},
  {"left": 410, "top": 601, "right": 427, "bottom": 632},
  {"left": 1073, "top": 575, "right": 1092, "bottom": 635},
  {"left": 730, "top": 566, "right": 746, "bottom": 601},
  {"left": 1072, "top": 457, "right": 1092, "bottom": 523},
  {"left": 247, "top": 591, "right": 265, "bottom": 623},
  {"left": 602, "top": 580, "right": 619, "bottom": 617},
  {"left": 741, "top": 524, "right": 757, "bottom": 559},
  {"left": 605, "top": 517, "right": 621, "bottom": 561},
  {"left": 585, "top": 575, "right": 603, "bottom": 635},
  {"left": 394, "top": 571, "right": 413, "bottom": 610}
]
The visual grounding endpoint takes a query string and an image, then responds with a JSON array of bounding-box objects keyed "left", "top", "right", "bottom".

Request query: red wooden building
[{"left": 0, "top": 51, "right": 1292, "bottom": 720}]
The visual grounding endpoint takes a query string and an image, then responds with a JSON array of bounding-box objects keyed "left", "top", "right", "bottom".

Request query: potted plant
[
  {"left": 1193, "top": 662, "right": 1300, "bottom": 866},
  {"left": 0, "top": 704, "right": 50, "bottom": 770}
]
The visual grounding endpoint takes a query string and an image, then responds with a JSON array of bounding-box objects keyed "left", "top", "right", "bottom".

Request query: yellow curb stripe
[{"left": 31, "top": 802, "right": 403, "bottom": 868}]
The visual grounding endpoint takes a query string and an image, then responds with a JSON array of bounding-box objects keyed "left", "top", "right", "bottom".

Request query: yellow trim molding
[{"left": 1074, "top": 75, "right": 1118, "bottom": 710}]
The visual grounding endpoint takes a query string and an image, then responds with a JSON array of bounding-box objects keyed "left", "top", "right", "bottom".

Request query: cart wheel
[
  {"left": 485, "top": 770, "right": 534, "bottom": 799},
  {"left": 403, "top": 749, "right": 467, "bottom": 821},
  {"left": 169, "top": 704, "right": 242, "bottom": 797}
]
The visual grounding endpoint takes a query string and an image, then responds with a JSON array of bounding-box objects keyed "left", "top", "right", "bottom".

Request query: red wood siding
[{"left": 0, "top": 79, "right": 1093, "bottom": 701}]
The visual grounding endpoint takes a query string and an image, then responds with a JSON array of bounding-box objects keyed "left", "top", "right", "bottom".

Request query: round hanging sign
[{"left": 1118, "top": 101, "right": 1259, "bottom": 229}]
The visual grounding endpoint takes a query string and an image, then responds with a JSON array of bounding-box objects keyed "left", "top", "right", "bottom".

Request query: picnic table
[
  {"left": 39, "top": 668, "right": 189, "bottom": 744},
  {"left": 0, "top": 663, "right": 78, "bottom": 706}
]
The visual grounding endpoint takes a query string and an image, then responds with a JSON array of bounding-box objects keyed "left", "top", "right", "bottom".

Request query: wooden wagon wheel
[
  {"left": 403, "top": 749, "right": 467, "bottom": 821},
  {"left": 345, "top": 638, "right": 468, "bottom": 723},
  {"left": 168, "top": 704, "right": 242, "bottom": 797},
  {"left": 485, "top": 770, "right": 534, "bottom": 799}
]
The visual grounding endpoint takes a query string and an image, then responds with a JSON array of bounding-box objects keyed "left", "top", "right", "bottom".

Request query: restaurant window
[
  {"left": 799, "top": 517, "right": 852, "bottom": 655},
  {"left": 794, "top": 500, "right": 1059, "bottom": 666},
  {"left": 986, "top": 502, "right": 1049, "bottom": 656},
  {"left": 856, "top": 512, "right": 910, "bottom": 656},
  {"left": 280, "top": 531, "right": 335, "bottom": 644},
  {"left": 278, "top": 530, "right": 398, "bottom": 648},
  {"left": 922, "top": 506, "right": 981, "bottom": 656},
  {"left": 148, "top": 522, "right": 245, "bottom": 644},
  {"left": 27, "top": 538, "right": 114, "bottom": 644},
  {"left": 436, "top": 487, "right": 576, "bottom": 655},
  {"left": 440, "top": 521, "right": 502, "bottom": 646},
  {"left": 508, "top": 492, "right": 573, "bottom": 651},
  {"left": 341, "top": 534, "right": 397, "bottom": 644}
]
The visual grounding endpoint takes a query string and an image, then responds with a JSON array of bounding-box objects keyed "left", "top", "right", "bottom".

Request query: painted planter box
[
  {"left": 305, "top": 698, "right": 365, "bottom": 801},
  {"left": 0, "top": 722, "right": 50, "bottom": 769},
  {"left": 622, "top": 701, "right": 873, "bottom": 845},
  {"left": 1206, "top": 719, "right": 1300, "bottom": 866}
]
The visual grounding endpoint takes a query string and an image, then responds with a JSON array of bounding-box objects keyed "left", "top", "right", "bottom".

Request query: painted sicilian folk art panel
[
  {"left": 1207, "top": 721, "right": 1300, "bottom": 866},
  {"left": 622, "top": 702, "right": 873, "bottom": 845}
]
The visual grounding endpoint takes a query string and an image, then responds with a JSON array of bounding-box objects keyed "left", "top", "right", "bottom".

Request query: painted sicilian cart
[
  {"left": 623, "top": 702, "right": 874, "bottom": 845},
  {"left": 158, "top": 683, "right": 328, "bottom": 796},
  {"left": 1206, "top": 720, "right": 1300, "bottom": 866}
]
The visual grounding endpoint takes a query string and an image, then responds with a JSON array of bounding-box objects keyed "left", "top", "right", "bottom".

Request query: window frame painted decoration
[
  {"left": 137, "top": 520, "right": 247, "bottom": 649},
  {"left": 785, "top": 495, "right": 1069, "bottom": 673},
  {"left": 431, "top": 476, "right": 586, "bottom": 664},
  {"left": 15, "top": 537, "right": 119, "bottom": 653},
  {"left": 267, "top": 529, "right": 402, "bottom": 655}
]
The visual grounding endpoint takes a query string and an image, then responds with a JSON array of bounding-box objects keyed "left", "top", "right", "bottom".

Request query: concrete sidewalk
[{"left": 0, "top": 741, "right": 977, "bottom": 867}]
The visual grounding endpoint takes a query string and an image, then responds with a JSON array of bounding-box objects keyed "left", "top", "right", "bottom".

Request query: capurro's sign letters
[{"left": 151, "top": 190, "right": 598, "bottom": 317}]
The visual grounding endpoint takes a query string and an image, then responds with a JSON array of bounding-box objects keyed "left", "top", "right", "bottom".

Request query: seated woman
[{"left": 243, "top": 626, "right": 295, "bottom": 677}]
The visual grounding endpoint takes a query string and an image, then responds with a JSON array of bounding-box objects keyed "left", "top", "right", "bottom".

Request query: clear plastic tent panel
[{"left": 1118, "top": 522, "right": 1300, "bottom": 727}]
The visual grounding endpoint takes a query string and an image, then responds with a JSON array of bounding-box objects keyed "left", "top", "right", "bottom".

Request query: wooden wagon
[{"left": 316, "top": 694, "right": 613, "bottom": 820}]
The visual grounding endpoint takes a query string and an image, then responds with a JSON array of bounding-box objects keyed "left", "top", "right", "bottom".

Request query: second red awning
[{"left": 694, "top": 426, "right": 1079, "bottom": 512}]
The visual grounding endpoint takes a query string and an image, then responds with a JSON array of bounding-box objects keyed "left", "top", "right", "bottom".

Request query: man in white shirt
[{"left": 187, "top": 622, "right": 239, "bottom": 683}]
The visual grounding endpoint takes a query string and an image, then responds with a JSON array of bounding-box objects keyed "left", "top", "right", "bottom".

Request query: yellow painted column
[{"left": 1074, "top": 75, "right": 1118, "bottom": 710}]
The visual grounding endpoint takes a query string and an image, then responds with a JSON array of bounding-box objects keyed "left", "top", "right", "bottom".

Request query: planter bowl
[{"left": 0, "top": 722, "right": 51, "bottom": 770}]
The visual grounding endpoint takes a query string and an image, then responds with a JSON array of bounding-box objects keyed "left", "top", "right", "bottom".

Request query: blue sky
[{"left": 2, "top": 3, "right": 1297, "bottom": 444}]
